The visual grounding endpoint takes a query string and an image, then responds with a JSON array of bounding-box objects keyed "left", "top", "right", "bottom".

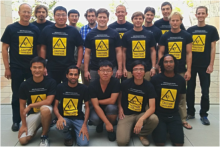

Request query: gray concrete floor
[{"left": 0, "top": 104, "right": 219, "bottom": 146}]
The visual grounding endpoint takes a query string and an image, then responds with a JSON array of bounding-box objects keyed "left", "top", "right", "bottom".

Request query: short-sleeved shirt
[
  {"left": 187, "top": 25, "right": 219, "bottom": 68},
  {"left": 150, "top": 73, "right": 186, "bottom": 116},
  {"left": 143, "top": 25, "right": 162, "bottom": 44},
  {"left": 154, "top": 18, "right": 185, "bottom": 35},
  {"left": 108, "top": 21, "right": 133, "bottom": 39},
  {"left": 122, "top": 29, "right": 156, "bottom": 71},
  {"left": 84, "top": 28, "right": 121, "bottom": 70},
  {"left": 120, "top": 78, "right": 157, "bottom": 115},
  {"left": 159, "top": 30, "right": 192, "bottom": 73},
  {"left": 19, "top": 76, "right": 56, "bottom": 115},
  {"left": 32, "top": 20, "right": 54, "bottom": 32},
  {"left": 1, "top": 22, "right": 40, "bottom": 69},
  {"left": 39, "top": 24, "right": 83, "bottom": 71},
  {"left": 55, "top": 82, "right": 89, "bottom": 120}
]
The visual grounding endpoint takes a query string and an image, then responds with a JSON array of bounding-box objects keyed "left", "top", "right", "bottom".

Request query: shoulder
[
  {"left": 46, "top": 20, "right": 54, "bottom": 25},
  {"left": 45, "top": 76, "right": 56, "bottom": 84},
  {"left": 154, "top": 19, "right": 162, "bottom": 24},
  {"left": 143, "top": 79, "right": 154, "bottom": 88},
  {"left": 153, "top": 25, "right": 161, "bottom": 31},
  {"left": 121, "top": 78, "right": 132, "bottom": 86},
  {"left": 108, "top": 27, "right": 118, "bottom": 34},
  {"left": 108, "top": 21, "right": 116, "bottom": 27},
  {"left": 181, "top": 30, "right": 191, "bottom": 36},
  {"left": 151, "top": 74, "right": 162, "bottom": 82}
]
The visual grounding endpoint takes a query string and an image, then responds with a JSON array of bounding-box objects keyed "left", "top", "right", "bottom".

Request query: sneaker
[
  {"left": 40, "top": 135, "right": 49, "bottom": 147},
  {"left": 96, "top": 122, "right": 103, "bottom": 133},
  {"left": 200, "top": 117, "right": 210, "bottom": 125},
  {"left": 64, "top": 138, "right": 74, "bottom": 146},
  {"left": 107, "top": 131, "right": 116, "bottom": 141},
  {"left": 11, "top": 123, "right": 20, "bottom": 132},
  {"left": 186, "top": 114, "right": 195, "bottom": 120},
  {"left": 139, "top": 136, "right": 150, "bottom": 146}
]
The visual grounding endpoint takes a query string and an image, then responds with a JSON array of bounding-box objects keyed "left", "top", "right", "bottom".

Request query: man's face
[
  {"left": 18, "top": 4, "right": 32, "bottom": 22},
  {"left": 195, "top": 8, "right": 208, "bottom": 22},
  {"left": 86, "top": 12, "right": 96, "bottom": 25},
  {"left": 163, "top": 56, "right": 175, "bottom": 72},
  {"left": 144, "top": 11, "right": 154, "bottom": 23},
  {"left": 97, "top": 13, "right": 109, "bottom": 28},
  {"left": 132, "top": 64, "right": 145, "bottom": 80},
  {"left": 36, "top": 8, "right": 47, "bottom": 21},
  {"left": 68, "top": 13, "right": 79, "bottom": 25},
  {"left": 132, "top": 15, "right": 144, "bottom": 28},
  {"left": 30, "top": 62, "right": 45, "bottom": 78},
  {"left": 169, "top": 14, "right": 182, "bottom": 29},
  {"left": 115, "top": 6, "right": 127, "bottom": 21},
  {"left": 54, "top": 10, "right": 67, "bottom": 26},
  {"left": 66, "top": 69, "right": 79, "bottom": 85},
  {"left": 98, "top": 66, "right": 113, "bottom": 81},
  {"left": 161, "top": 5, "right": 172, "bottom": 18}
]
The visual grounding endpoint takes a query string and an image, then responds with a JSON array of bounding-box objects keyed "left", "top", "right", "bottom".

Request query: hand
[
  {"left": 5, "top": 68, "right": 11, "bottom": 79},
  {"left": 184, "top": 71, "right": 191, "bottom": 81},
  {"left": 84, "top": 71, "right": 91, "bottom": 81},
  {"left": 23, "top": 105, "right": 31, "bottom": 115},
  {"left": 56, "top": 117, "right": 66, "bottom": 130},
  {"left": 150, "top": 68, "right": 156, "bottom": 77},
  {"left": 79, "top": 124, "right": 89, "bottom": 141},
  {"left": 115, "top": 69, "right": 122, "bottom": 79},
  {"left": 18, "top": 125, "right": 28, "bottom": 138},
  {"left": 206, "top": 65, "right": 213, "bottom": 74},
  {"left": 123, "top": 68, "right": 127, "bottom": 77},
  {"left": 44, "top": 68, "right": 48, "bottom": 76},
  {"left": 118, "top": 106, "right": 125, "bottom": 120},
  {"left": 105, "top": 123, "right": 113, "bottom": 132},
  {"left": 134, "top": 119, "right": 143, "bottom": 134}
]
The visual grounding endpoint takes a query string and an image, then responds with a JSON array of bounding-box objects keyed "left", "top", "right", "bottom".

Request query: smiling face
[
  {"left": 97, "top": 13, "right": 109, "bottom": 28},
  {"left": 36, "top": 8, "right": 47, "bottom": 21},
  {"left": 68, "top": 13, "right": 79, "bottom": 25},
  {"left": 132, "top": 64, "right": 145, "bottom": 80},
  {"left": 98, "top": 66, "right": 113, "bottom": 81},
  {"left": 144, "top": 11, "right": 154, "bottom": 23},
  {"left": 18, "top": 4, "right": 32, "bottom": 23},
  {"left": 86, "top": 11, "right": 96, "bottom": 25},
  {"left": 115, "top": 6, "right": 127, "bottom": 22},
  {"left": 161, "top": 4, "right": 172, "bottom": 19},
  {"left": 66, "top": 69, "right": 79, "bottom": 85},
  {"left": 195, "top": 8, "right": 208, "bottom": 23},
  {"left": 30, "top": 62, "right": 45, "bottom": 78},
  {"left": 132, "top": 15, "right": 144, "bottom": 29},
  {"left": 54, "top": 10, "right": 67, "bottom": 27}
]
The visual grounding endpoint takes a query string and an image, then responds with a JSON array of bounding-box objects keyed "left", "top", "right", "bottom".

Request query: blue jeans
[{"left": 57, "top": 118, "right": 89, "bottom": 146}]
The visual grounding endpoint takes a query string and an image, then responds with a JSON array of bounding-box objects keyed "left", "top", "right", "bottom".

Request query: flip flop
[{"left": 183, "top": 122, "right": 193, "bottom": 130}]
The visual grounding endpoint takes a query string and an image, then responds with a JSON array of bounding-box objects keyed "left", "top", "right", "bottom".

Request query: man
[
  {"left": 80, "top": 8, "right": 97, "bottom": 86},
  {"left": 122, "top": 12, "right": 156, "bottom": 81},
  {"left": 158, "top": 12, "right": 193, "bottom": 129},
  {"left": 186, "top": 6, "right": 219, "bottom": 125},
  {"left": 18, "top": 56, "right": 56, "bottom": 146},
  {"left": 154, "top": 2, "right": 185, "bottom": 35},
  {"left": 84, "top": 8, "right": 122, "bottom": 83},
  {"left": 151, "top": 54, "right": 185, "bottom": 146},
  {"left": 54, "top": 65, "right": 89, "bottom": 146},
  {"left": 39, "top": 6, "right": 83, "bottom": 85},
  {"left": 89, "top": 60, "right": 120, "bottom": 141},
  {"left": 1, "top": 3, "right": 40, "bottom": 131},
  {"left": 32, "top": 5, "right": 54, "bottom": 32},
  {"left": 117, "top": 60, "right": 158, "bottom": 146}
]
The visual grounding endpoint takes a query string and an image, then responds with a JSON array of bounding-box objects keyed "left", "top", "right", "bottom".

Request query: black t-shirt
[
  {"left": 143, "top": 25, "right": 162, "bottom": 44},
  {"left": 122, "top": 29, "right": 156, "bottom": 71},
  {"left": 154, "top": 18, "right": 185, "bottom": 35},
  {"left": 159, "top": 30, "right": 192, "bottom": 73},
  {"left": 32, "top": 20, "right": 54, "bottom": 32},
  {"left": 55, "top": 82, "right": 89, "bottom": 120},
  {"left": 39, "top": 24, "right": 83, "bottom": 71},
  {"left": 85, "top": 28, "right": 121, "bottom": 70},
  {"left": 187, "top": 25, "right": 219, "bottom": 68},
  {"left": 1, "top": 22, "right": 40, "bottom": 69},
  {"left": 108, "top": 21, "right": 133, "bottom": 39},
  {"left": 19, "top": 76, "right": 56, "bottom": 115},
  {"left": 120, "top": 78, "right": 156, "bottom": 115},
  {"left": 150, "top": 73, "right": 186, "bottom": 116}
]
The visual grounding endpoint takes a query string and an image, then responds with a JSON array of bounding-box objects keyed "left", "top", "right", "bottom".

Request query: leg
[
  {"left": 56, "top": 118, "right": 73, "bottom": 140},
  {"left": 112, "top": 67, "right": 117, "bottom": 79},
  {"left": 89, "top": 70, "right": 99, "bottom": 83},
  {"left": 144, "top": 71, "right": 151, "bottom": 81},
  {"left": 40, "top": 105, "right": 53, "bottom": 135},
  {"left": 89, "top": 106, "right": 102, "bottom": 126},
  {"left": 127, "top": 71, "right": 132, "bottom": 79},
  {"left": 105, "top": 104, "right": 118, "bottom": 125}
]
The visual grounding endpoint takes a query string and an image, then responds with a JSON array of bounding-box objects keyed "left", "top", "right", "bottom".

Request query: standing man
[
  {"left": 84, "top": 8, "right": 122, "bottom": 82},
  {"left": 32, "top": 5, "right": 54, "bottom": 32},
  {"left": 122, "top": 12, "right": 156, "bottom": 81},
  {"left": 158, "top": 12, "right": 193, "bottom": 129},
  {"left": 186, "top": 6, "right": 219, "bottom": 125},
  {"left": 80, "top": 8, "right": 97, "bottom": 86},
  {"left": 154, "top": 2, "right": 185, "bottom": 35},
  {"left": 1, "top": 3, "right": 40, "bottom": 131},
  {"left": 39, "top": 6, "right": 83, "bottom": 85}
]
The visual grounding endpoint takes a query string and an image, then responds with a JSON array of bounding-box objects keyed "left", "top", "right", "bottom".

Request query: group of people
[{"left": 1, "top": 1, "right": 219, "bottom": 146}]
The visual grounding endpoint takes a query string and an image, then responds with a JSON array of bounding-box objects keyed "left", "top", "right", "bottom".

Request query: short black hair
[
  {"left": 53, "top": 6, "right": 67, "bottom": 15},
  {"left": 159, "top": 54, "right": 178, "bottom": 74},
  {"left": 66, "top": 65, "right": 80, "bottom": 75},
  {"left": 161, "top": 2, "right": 172, "bottom": 10},
  {"left": 96, "top": 8, "right": 109, "bottom": 18},
  {"left": 84, "top": 8, "right": 97, "bottom": 18},
  {"left": 131, "top": 60, "right": 147, "bottom": 73},
  {"left": 144, "top": 7, "right": 155, "bottom": 15},
  {"left": 98, "top": 60, "right": 113, "bottom": 70},
  {"left": 68, "top": 9, "right": 80, "bottom": 17},
  {"left": 30, "top": 56, "right": 46, "bottom": 67}
]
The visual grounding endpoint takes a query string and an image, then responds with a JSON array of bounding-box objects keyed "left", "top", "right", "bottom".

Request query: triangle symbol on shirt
[
  {"left": 54, "top": 38, "right": 66, "bottom": 49},
  {"left": 64, "top": 99, "right": 77, "bottom": 111},
  {"left": 129, "top": 96, "right": 142, "bottom": 105},
  {"left": 20, "top": 37, "right": 33, "bottom": 48},
  {"left": 133, "top": 41, "right": 145, "bottom": 52},
  {"left": 97, "top": 40, "right": 108, "bottom": 51},
  {"left": 193, "top": 36, "right": 204, "bottom": 45},
  {"left": 34, "top": 96, "right": 43, "bottom": 103},
  {"left": 161, "top": 90, "right": 175, "bottom": 102},
  {"left": 169, "top": 43, "right": 181, "bottom": 53}
]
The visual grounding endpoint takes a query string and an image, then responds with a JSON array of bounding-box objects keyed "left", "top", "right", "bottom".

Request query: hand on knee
[{"left": 77, "top": 140, "right": 89, "bottom": 146}]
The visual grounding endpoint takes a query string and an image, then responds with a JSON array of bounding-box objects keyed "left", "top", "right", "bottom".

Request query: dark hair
[
  {"left": 159, "top": 54, "right": 178, "bottom": 74},
  {"left": 144, "top": 7, "right": 155, "bottom": 15},
  {"left": 66, "top": 65, "right": 80, "bottom": 75},
  {"left": 131, "top": 60, "right": 147, "bottom": 73},
  {"left": 196, "top": 6, "right": 208, "bottom": 14},
  {"left": 98, "top": 60, "right": 113, "bottom": 70},
  {"left": 53, "top": 6, "right": 67, "bottom": 15},
  {"left": 161, "top": 2, "right": 172, "bottom": 10},
  {"left": 34, "top": 5, "right": 48, "bottom": 17},
  {"left": 30, "top": 56, "right": 46, "bottom": 67},
  {"left": 131, "top": 11, "right": 144, "bottom": 20},
  {"left": 84, "top": 8, "right": 97, "bottom": 18},
  {"left": 68, "top": 9, "right": 80, "bottom": 17},
  {"left": 96, "top": 8, "right": 109, "bottom": 18}
]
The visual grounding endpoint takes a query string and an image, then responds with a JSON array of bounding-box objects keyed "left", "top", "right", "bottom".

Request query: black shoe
[
  {"left": 107, "top": 131, "right": 116, "bottom": 141},
  {"left": 88, "top": 120, "right": 93, "bottom": 126},
  {"left": 186, "top": 114, "right": 195, "bottom": 120},
  {"left": 200, "top": 117, "right": 210, "bottom": 125},
  {"left": 96, "top": 122, "right": 103, "bottom": 133},
  {"left": 11, "top": 123, "right": 19, "bottom": 132}
]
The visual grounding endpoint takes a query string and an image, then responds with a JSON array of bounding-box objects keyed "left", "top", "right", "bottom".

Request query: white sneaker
[{"left": 40, "top": 136, "right": 49, "bottom": 147}]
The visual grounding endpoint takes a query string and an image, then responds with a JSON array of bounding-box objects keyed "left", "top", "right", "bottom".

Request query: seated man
[
  {"left": 151, "top": 54, "right": 185, "bottom": 146},
  {"left": 53, "top": 65, "right": 89, "bottom": 146},
  {"left": 18, "top": 56, "right": 56, "bottom": 146},
  {"left": 89, "top": 60, "right": 120, "bottom": 141},
  {"left": 117, "top": 60, "right": 159, "bottom": 146}
]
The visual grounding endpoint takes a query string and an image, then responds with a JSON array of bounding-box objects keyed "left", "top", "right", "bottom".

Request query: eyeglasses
[
  {"left": 164, "top": 60, "right": 174, "bottom": 64},
  {"left": 99, "top": 69, "right": 112, "bottom": 73},
  {"left": 21, "top": 11, "right": 31, "bottom": 14},
  {"left": 55, "top": 14, "right": 67, "bottom": 17},
  {"left": 133, "top": 68, "right": 145, "bottom": 72}
]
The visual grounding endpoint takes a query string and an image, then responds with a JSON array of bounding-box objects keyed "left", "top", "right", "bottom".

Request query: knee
[
  {"left": 40, "top": 106, "right": 51, "bottom": 116},
  {"left": 19, "top": 137, "right": 30, "bottom": 145},
  {"left": 77, "top": 140, "right": 89, "bottom": 146},
  {"left": 117, "top": 139, "right": 129, "bottom": 146},
  {"left": 90, "top": 115, "right": 101, "bottom": 126},
  {"left": 148, "top": 114, "right": 159, "bottom": 126},
  {"left": 105, "top": 105, "right": 118, "bottom": 115}
]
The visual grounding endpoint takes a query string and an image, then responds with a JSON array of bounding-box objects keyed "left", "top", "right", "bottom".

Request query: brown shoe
[
  {"left": 139, "top": 136, "right": 150, "bottom": 146},
  {"left": 64, "top": 138, "right": 74, "bottom": 146}
]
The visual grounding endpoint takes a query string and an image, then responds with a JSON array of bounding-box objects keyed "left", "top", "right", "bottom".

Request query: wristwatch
[{"left": 152, "top": 67, "right": 156, "bottom": 70}]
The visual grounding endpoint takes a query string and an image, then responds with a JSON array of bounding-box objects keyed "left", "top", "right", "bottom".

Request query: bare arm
[
  {"left": 53, "top": 99, "right": 66, "bottom": 130},
  {"left": 157, "top": 45, "right": 165, "bottom": 72},
  {"left": 53, "top": 99, "right": 62, "bottom": 119},
  {"left": 117, "top": 91, "right": 125, "bottom": 119},
  {"left": 2, "top": 43, "right": 11, "bottom": 79},
  {"left": 40, "top": 44, "right": 46, "bottom": 59},
  {"left": 185, "top": 43, "right": 192, "bottom": 81},
  {"left": 98, "top": 93, "right": 119, "bottom": 105},
  {"left": 122, "top": 47, "right": 127, "bottom": 77},
  {"left": 76, "top": 45, "right": 83, "bottom": 68},
  {"left": 206, "top": 41, "right": 217, "bottom": 74},
  {"left": 150, "top": 46, "right": 156, "bottom": 77},
  {"left": 115, "top": 46, "right": 122, "bottom": 78},
  {"left": 84, "top": 48, "right": 91, "bottom": 81},
  {"left": 18, "top": 99, "right": 28, "bottom": 138}
]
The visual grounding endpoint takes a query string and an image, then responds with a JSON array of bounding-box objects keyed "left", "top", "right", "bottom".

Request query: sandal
[{"left": 183, "top": 122, "right": 192, "bottom": 130}]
